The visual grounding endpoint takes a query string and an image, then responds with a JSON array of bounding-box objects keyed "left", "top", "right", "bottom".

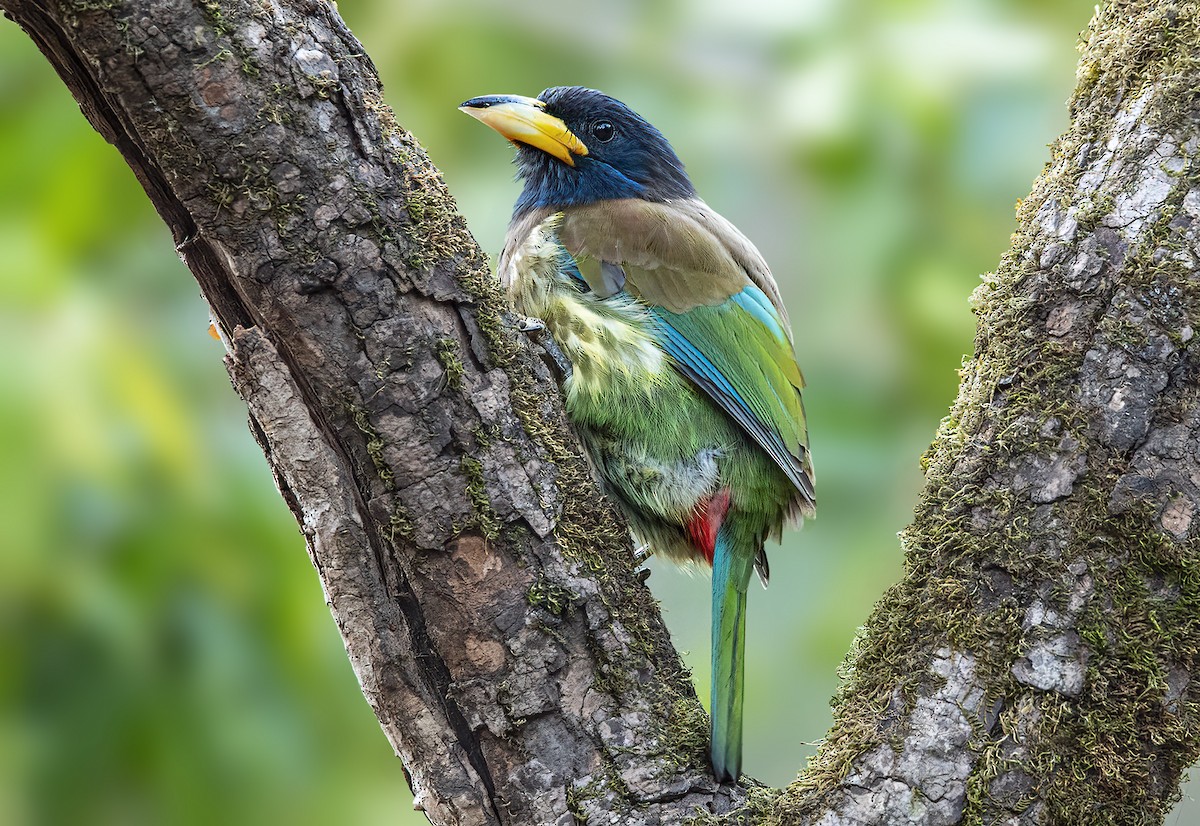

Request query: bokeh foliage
[{"left": 3, "top": 1, "right": 1193, "bottom": 823}]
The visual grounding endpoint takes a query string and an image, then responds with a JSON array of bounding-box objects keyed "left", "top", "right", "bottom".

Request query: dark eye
[{"left": 592, "top": 120, "right": 615, "bottom": 142}]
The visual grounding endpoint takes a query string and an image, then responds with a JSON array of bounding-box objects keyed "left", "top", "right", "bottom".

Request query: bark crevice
[{"left": 4, "top": 0, "right": 1200, "bottom": 824}]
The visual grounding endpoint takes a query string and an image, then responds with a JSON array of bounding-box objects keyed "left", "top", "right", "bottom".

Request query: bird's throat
[{"left": 508, "top": 219, "right": 667, "bottom": 404}]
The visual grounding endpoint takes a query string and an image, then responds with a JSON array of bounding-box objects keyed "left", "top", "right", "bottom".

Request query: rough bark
[
  {"left": 3, "top": 0, "right": 1199, "bottom": 824},
  {"left": 0, "top": 1, "right": 741, "bottom": 823},
  {"left": 763, "top": 4, "right": 1200, "bottom": 824}
]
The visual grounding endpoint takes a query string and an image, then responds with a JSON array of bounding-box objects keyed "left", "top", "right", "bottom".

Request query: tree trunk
[
  {"left": 766, "top": 4, "right": 1200, "bottom": 824},
  {"left": 3, "top": 1, "right": 1198, "bottom": 824}
]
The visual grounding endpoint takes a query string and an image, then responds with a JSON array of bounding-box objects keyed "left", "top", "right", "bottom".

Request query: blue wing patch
[{"left": 731, "top": 285, "right": 789, "bottom": 345}]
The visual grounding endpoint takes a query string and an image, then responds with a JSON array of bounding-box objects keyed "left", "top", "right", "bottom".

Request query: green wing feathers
[
  {"left": 557, "top": 197, "right": 814, "bottom": 514},
  {"left": 657, "top": 299, "right": 814, "bottom": 512}
]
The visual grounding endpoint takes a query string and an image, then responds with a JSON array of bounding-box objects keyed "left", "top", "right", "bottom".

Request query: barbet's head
[{"left": 461, "top": 86, "right": 695, "bottom": 216}]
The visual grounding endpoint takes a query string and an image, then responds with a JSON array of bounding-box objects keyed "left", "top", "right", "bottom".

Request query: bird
[{"left": 460, "top": 86, "right": 814, "bottom": 783}]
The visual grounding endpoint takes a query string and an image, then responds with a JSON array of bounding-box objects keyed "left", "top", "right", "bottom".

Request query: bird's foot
[
  {"left": 515, "top": 316, "right": 572, "bottom": 381},
  {"left": 537, "top": 335, "right": 573, "bottom": 381},
  {"left": 632, "top": 543, "right": 655, "bottom": 581}
]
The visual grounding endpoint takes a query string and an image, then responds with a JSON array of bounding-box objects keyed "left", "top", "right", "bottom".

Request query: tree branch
[
  {"left": 4, "top": 0, "right": 1200, "bottom": 824},
  {"left": 0, "top": 0, "right": 742, "bottom": 822}
]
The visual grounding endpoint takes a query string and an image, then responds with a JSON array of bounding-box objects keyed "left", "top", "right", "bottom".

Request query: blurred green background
[{"left": 3, "top": 0, "right": 1196, "bottom": 824}]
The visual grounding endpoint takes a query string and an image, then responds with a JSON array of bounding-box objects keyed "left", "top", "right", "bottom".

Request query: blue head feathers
[{"left": 460, "top": 87, "right": 696, "bottom": 218}]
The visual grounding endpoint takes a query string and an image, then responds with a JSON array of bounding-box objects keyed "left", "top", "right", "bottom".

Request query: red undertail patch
[{"left": 685, "top": 488, "right": 732, "bottom": 566}]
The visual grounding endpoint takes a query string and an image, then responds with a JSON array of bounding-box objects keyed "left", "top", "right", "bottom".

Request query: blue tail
[{"left": 710, "top": 524, "right": 755, "bottom": 783}]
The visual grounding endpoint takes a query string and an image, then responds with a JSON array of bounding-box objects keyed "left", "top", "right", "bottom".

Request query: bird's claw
[
  {"left": 632, "top": 544, "right": 653, "bottom": 581},
  {"left": 540, "top": 337, "right": 573, "bottom": 381},
  {"left": 514, "top": 316, "right": 572, "bottom": 381}
]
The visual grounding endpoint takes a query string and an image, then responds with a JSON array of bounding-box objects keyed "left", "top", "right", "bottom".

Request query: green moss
[
  {"left": 472, "top": 422, "right": 502, "bottom": 450},
  {"left": 697, "top": 784, "right": 782, "bottom": 826},
  {"left": 260, "top": 98, "right": 294, "bottom": 127},
  {"left": 203, "top": 153, "right": 305, "bottom": 235},
  {"left": 347, "top": 402, "right": 394, "bottom": 490},
  {"left": 761, "top": 3, "right": 1200, "bottom": 822},
  {"left": 435, "top": 337, "right": 464, "bottom": 391},
  {"left": 363, "top": 89, "right": 404, "bottom": 145},
  {"left": 1035, "top": 497, "right": 1200, "bottom": 822},
  {"left": 399, "top": 166, "right": 478, "bottom": 269},
  {"left": 526, "top": 574, "right": 577, "bottom": 616},
  {"left": 200, "top": 0, "right": 233, "bottom": 39},
  {"left": 387, "top": 503, "right": 415, "bottom": 542},
  {"left": 659, "top": 696, "right": 711, "bottom": 771},
  {"left": 1072, "top": 2, "right": 1200, "bottom": 140},
  {"left": 565, "top": 761, "right": 631, "bottom": 823},
  {"left": 309, "top": 70, "right": 337, "bottom": 99},
  {"left": 565, "top": 783, "right": 590, "bottom": 824},
  {"left": 197, "top": 47, "right": 232, "bottom": 70},
  {"left": 1073, "top": 192, "right": 1115, "bottom": 235},
  {"left": 459, "top": 455, "right": 501, "bottom": 541},
  {"left": 193, "top": 2, "right": 260, "bottom": 77}
]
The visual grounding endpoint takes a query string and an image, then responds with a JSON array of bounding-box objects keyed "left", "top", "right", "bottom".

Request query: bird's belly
[{"left": 526, "top": 292, "right": 717, "bottom": 503}]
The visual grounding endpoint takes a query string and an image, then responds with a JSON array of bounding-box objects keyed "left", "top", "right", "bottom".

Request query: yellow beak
[{"left": 460, "top": 94, "right": 589, "bottom": 167}]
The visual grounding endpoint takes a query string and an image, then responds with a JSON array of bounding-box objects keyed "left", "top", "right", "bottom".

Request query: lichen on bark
[
  {"left": 2, "top": 0, "right": 747, "bottom": 823},
  {"left": 764, "top": 3, "right": 1200, "bottom": 824},
  {"left": 5, "top": 0, "right": 1200, "bottom": 823}
]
